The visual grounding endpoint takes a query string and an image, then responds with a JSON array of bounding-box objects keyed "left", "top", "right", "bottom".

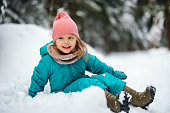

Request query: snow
[
  {"left": 84, "top": 1, "right": 102, "bottom": 11},
  {"left": 0, "top": 23, "right": 170, "bottom": 113},
  {"left": 118, "top": 91, "right": 126, "bottom": 105},
  {"left": 4, "top": 9, "right": 26, "bottom": 24},
  {"left": 118, "top": 91, "right": 132, "bottom": 105},
  {"left": 2, "top": 0, "right": 7, "bottom": 8},
  {"left": 1, "top": 6, "right": 5, "bottom": 16},
  {"left": 76, "top": 10, "right": 86, "bottom": 17}
]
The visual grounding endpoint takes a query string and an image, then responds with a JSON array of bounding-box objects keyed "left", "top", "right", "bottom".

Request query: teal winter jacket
[{"left": 29, "top": 41, "right": 127, "bottom": 97}]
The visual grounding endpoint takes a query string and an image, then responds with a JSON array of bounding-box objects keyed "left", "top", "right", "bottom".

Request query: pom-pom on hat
[{"left": 52, "top": 11, "right": 80, "bottom": 43}]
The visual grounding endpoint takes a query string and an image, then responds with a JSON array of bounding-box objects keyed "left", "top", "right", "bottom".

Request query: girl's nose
[{"left": 63, "top": 39, "right": 69, "bottom": 44}]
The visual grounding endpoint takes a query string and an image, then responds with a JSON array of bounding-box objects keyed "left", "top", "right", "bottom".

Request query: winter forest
[
  {"left": 0, "top": 0, "right": 170, "bottom": 113},
  {"left": 1, "top": 0, "right": 170, "bottom": 52}
]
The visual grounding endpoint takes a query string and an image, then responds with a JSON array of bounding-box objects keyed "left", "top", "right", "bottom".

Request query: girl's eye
[
  {"left": 59, "top": 37, "right": 63, "bottom": 39},
  {"left": 68, "top": 37, "right": 73, "bottom": 39}
]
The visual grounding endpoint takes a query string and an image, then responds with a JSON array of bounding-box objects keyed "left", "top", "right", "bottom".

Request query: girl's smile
[
  {"left": 62, "top": 46, "right": 71, "bottom": 49},
  {"left": 55, "top": 33, "right": 77, "bottom": 54}
]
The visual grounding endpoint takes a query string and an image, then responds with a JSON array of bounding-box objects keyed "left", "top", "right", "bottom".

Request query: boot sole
[
  {"left": 118, "top": 91, "right": 132, "bottom": 113},
  {"left": 142, "top": 86, "right": 156, "bottom": 110}
]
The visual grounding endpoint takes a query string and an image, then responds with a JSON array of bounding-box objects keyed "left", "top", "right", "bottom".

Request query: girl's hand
[{"left": 113, "top": 70, "right": 127, "bottom": 80}]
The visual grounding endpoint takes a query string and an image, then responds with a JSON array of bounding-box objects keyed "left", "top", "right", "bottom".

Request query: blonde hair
[
  {"left": 53, "top": 36, "right": 88, "bottom": 62},
  {"left": 74, "top": 38, "right": 88, "bottom": 61}
]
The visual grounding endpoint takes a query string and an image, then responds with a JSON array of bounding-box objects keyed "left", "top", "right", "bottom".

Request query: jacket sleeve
[
  {"left": 29, "top": 56, "right": 51, "bottom": 97},
  {"left": 85, "top": 53, "right": 127, "bottom": 79}
]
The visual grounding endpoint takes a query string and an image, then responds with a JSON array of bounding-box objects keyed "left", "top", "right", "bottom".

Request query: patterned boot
[
  {"left": 105, "top": 90, "right": 131, "bottom": 113},
  {"left": 124, "top": 85, "right": 156, "bottom": 109}
]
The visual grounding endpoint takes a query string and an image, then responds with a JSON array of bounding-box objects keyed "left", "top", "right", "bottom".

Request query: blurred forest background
[{"left": 0, "top": 0, "right": 170, "bottom": 53}]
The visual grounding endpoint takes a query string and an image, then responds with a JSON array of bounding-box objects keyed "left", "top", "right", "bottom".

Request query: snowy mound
[{"left": 0, "top": 24, "right": 170, "bottom": 113}]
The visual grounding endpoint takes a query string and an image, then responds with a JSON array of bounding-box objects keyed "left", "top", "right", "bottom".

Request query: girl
[{"left": 29, "top": 11, "right": 156, "bottom": 113}]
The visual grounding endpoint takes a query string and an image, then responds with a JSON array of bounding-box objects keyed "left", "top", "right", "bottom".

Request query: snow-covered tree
[
  {"left": 0, "top": 0, "right": 8, "bottom": 23},
  {"left": 134, "top": 0, "right": 170, "bottom": 49},
  {"left": 1, "top": 0, "right": 167, "bottom": 52},
  {"left": 1, "top": 0, "right": 49, "bottom": 27}
]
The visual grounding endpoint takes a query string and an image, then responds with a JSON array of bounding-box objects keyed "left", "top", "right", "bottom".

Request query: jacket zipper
[{"left": 68, "top": 65, "right": 74, "bottom": 80}]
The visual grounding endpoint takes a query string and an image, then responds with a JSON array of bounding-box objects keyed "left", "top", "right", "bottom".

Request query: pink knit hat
[{"left": 52, "top": 11, "right": 80, "bottom": 43}]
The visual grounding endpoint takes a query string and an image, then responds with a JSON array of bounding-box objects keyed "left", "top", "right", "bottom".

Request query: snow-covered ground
[{"left": 0, "top": 24, "right": 170, "bottom": 113}]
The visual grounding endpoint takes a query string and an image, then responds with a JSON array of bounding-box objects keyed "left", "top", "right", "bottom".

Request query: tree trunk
[
  {"left": 103, "top": 26, "right": 111, "bottom": 53},
  {"left": 164, "top": 2, "right": 170, "bottom": 50},
  {"left": 49, "top": 0, "right": 54, "bottom": 27}
]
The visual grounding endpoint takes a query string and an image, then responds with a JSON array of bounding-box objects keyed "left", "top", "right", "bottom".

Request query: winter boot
[
  {"left": 124, "top": 85, "right": 156, "bottom": 109},
  {"left": 105, "top": 90, "right": 131, "bottom": 113}
]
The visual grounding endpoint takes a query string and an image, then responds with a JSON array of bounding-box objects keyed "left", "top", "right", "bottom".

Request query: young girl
[{"left": 29, "top": 11, "right": 156, "bottom": 113}]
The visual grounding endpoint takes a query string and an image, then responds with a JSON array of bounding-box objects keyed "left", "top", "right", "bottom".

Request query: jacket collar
[{"left": 47, "top": 43, "right": 83, "bottom": 64}]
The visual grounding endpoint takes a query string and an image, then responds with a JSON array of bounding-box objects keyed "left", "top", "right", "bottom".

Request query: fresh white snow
[{"left": 0, "top": 23, "right": 170, "bottom": 113}]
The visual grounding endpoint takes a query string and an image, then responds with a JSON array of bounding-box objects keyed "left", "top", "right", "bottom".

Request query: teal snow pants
[{"left": 63, "top": 72, "right": 126, "bottom": 96}]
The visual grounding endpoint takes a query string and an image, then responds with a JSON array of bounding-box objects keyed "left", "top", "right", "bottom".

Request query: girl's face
[{"left": 55, "top": 33, "right": 77, "bottom": 54}]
